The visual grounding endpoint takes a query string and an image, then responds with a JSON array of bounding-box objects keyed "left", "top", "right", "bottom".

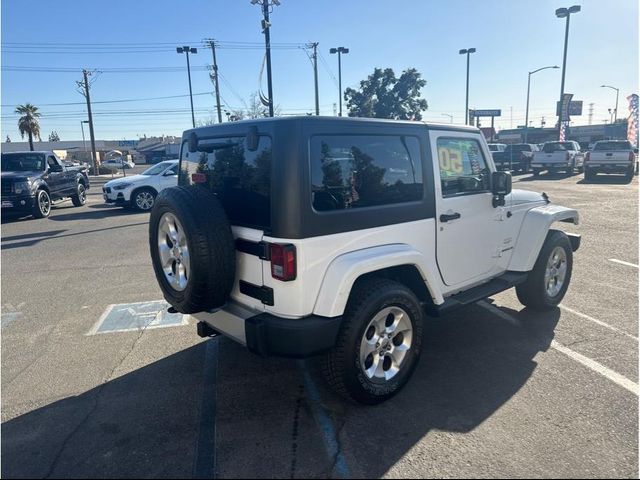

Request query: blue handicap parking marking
[
  {"left": 1, "top": 312, "right": 22, "bottom": 329},
  {"left": 90, "top": 300, "right": 187, "bottom": 335}
]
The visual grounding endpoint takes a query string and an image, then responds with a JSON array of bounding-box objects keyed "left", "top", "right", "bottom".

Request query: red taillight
[
  {"left": 585, "top": 152, "right": 590, "bottom": 162},
  {"left": 270, "top": 243, "right": 296, "bottom": 281},
  {"left": 192, "top": 172, "right": 207, "bottom": 184}
]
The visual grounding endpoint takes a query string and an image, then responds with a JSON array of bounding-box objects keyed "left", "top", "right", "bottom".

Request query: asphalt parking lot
[{"left": 1, "top": 169, "right": 638, "bottom": 478}]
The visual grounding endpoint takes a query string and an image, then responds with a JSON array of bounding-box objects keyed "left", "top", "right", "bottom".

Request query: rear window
[
  {"left": 594, "top": 141, "right": 632, "bottom": 151},
  {"left": 179, "top": 135, "right": 272, "bottom": 230},
  {"left": 310, "top": 135, "right": 423, "bottom": 212},
  {"left": 543, "top": 142, "right": 574, "bottom": 153},
  {"left": 505, "top": 144, "right": 531, "bottom": 153}
]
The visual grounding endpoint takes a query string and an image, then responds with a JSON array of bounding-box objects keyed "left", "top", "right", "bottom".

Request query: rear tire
[
  {"left": 149, "top": 186, "right": 235, "bottom": 314},
  {"left": 532, "top": 168, "right": 541, "bottom": 177},
  {"left": 584, "top": 168, "right": 595, "bottom": 181},
  {"left": 322, "top": 278, "right": 424, "bottom": 405},
  {"left": 516, "top": 230, "right": 573, "bottom": 311},
  {"left": 71, "top": 182, "right": 87, "bottom": 207},
  {"left": 624, "top": 165, "right": 634, "bottom": 183}
]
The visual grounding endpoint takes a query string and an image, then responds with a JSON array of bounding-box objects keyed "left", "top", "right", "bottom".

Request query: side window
[
  {"left": 437, "top": 138, "right": 491, "bottom": 197},
  {"left": 47, "top": 156, "right": 58, "bottom": 168},
  {"left": 310, "top": 135, "right": 423, "bottom": 212},
  {"left": 166, "top": 164, "right": 178, "bottom": 175}
]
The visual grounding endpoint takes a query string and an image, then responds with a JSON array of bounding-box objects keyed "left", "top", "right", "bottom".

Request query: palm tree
[{"left": 15, "top": 104, "right": 41, "bottom": 151}]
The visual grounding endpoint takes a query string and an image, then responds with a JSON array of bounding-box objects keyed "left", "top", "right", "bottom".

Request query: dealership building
[{"left": 496, "top": 120, "right": 629, "bottom": 146}]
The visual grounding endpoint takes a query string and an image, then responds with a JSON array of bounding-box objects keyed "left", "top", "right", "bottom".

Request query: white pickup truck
[
  {"left": 584, "top": 140, "right": 636, "bottom": 182},
  {"left": 531, "top": 141, "right": 584, "bottom": 176}
]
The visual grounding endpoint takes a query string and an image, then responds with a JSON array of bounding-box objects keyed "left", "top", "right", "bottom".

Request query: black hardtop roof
[{"left": 182, "top": 116, "right": 479, "bottom": 140}]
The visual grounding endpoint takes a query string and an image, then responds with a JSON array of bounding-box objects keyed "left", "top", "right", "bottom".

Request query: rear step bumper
[
  {"left": 245, "top": 314, "right": 342, "bottom": 358},
  {"left": 192, "top": 302, "right": 342, "bottom": 359}
]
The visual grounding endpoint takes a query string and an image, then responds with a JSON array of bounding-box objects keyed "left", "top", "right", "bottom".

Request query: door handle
[{"left": 439, "top": 212, "right": 461, "bottom": 222}]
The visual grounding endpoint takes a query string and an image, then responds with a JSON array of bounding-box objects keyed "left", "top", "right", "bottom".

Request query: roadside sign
[{"left": 471, "top": 109, "right": 502, "bottom": 117}]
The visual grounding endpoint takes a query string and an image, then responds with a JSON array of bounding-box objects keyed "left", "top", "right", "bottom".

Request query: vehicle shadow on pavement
[
  {"left": 577, "top": 176, "right": 634, "bottom": 185},
  {"left": 214, "top": 302, "right": 561, "bottom": 478},
  {"left": 0, "top": 223, "right": 148, "bottom": 250},
  {"left": 1, "top": 304, "right": 560, "bottom": 479},
  {"left": 47, "top": 208, "right": 142, "bottom": 222},
  {"left": 517, "top": 172, "right": 578, "bottom": 182},
  {"left": 1, "top": 342, "right": 209, "bottom": 479}
]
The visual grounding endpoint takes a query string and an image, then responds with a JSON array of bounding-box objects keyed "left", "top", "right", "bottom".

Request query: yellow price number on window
[{"left": 438, "top": 146, "right": 464, "bottom": 175}]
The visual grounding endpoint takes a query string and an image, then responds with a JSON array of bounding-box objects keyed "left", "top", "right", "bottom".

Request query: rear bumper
[
  {"left": 192, "top": 303, "right": 342, "bottom": 358},
  {"left": 585, "top": 162, "right": 633, "bottom": 173}
]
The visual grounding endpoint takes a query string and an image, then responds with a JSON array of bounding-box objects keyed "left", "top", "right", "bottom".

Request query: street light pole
[
  {"left": 330, "top": 47, "right": 349, "bottom": 116},
  {"left": 177, "top": 46, "right": 198, "bottom": 128},
  {"left": 601, "top": 85, "right": 620, "bottom": 123},
  {"left": 525, "top": 65, "right": 559, "bottom": 143},
  {"left": 459, "top": 48, "right": 476, "bottom": 125},
  {"left": 441, "top": 113, "right": 453, "bottom": 123},
  {"left": 555, "top": 5, "right": 581, "bottom": 135}
]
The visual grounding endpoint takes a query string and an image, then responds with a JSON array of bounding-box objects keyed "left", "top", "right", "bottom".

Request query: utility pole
[
  {"left": 588, "top": 102, "right": 594, "bottom": 125},
  {"left": 311, "top": 42, "right": 320, "bottom": 115},
  {"left": 205, "top": 39, "right": 223, "bottom": 123},
  {"left": 78, "top": 69, "right": 98, "bottom": 175},
  {"left": 177, "top": 46, "right": 198, "bottom": 127},
  {"left": 255, "top": 0, "right": 277, "bottom": 117}
]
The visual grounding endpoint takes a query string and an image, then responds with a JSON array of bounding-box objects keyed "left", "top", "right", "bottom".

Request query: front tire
[
  {"left": 516, "top": 230, "right": 573, "bottom": 311},
  {"left": 32, "top": 189, "right": 51, "bottom": 218},
  {"left": 322, "top": 278, "right": 424, "bottom": 405},
  {"left": 71, "top": 182, "right": 87, "bottom": 207},
  {"left": 132, "top": 187, "right": 156, "bottom": 211}
]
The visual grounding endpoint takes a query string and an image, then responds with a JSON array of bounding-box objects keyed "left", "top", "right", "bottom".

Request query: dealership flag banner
[
  {"left": 559, "top": 122, "right": 567, "bottom": 141},
  {"left": 628, "top": 94, "right": 639, "bottom": 148}
]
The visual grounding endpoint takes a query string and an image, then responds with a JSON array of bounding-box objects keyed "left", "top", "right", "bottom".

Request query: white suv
[
  {"left": 103, "top": 160, "right": 178, "bottom": 211},
  {"left": 148, "top": 117, "right": 580, "bottom": 404}
]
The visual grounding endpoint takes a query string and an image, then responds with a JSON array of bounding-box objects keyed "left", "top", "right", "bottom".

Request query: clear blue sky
[{"left": 2, "top": 0, "right": 638, "bottom": 141}]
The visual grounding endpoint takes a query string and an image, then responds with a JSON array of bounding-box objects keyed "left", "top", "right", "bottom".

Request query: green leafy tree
[
  {"left": 15, "top": 103, "right": 42, "bottom": 151},
  {"left": 344, "top": 68, "right": 428, "bottom": 120},
  {"left": 48, "top": 130, "right": 60, "bottom": 142}
]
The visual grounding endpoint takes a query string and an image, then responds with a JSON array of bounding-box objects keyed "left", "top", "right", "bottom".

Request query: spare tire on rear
[{"left": 149, "top": 185, "right": 236, "bottom": 314}]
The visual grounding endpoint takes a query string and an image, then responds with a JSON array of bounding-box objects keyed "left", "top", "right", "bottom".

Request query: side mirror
[
  {"left": 188, "top": 132, "right": 198, "bottom": 153},
  {"left": 491, "top": 171, "right": 512, "bottom": 207}
]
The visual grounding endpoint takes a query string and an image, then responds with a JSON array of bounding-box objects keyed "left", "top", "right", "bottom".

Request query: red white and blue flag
[
  {"left": 559, "top": 122, "right": 567, "bottom": 141},
  {"left": 627, "top": 94, "right": 639, "bottom": 148}
]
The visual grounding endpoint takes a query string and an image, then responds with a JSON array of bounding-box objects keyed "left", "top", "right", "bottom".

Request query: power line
[{"left": 1, "top": 92, "right": 214, "bottom": 108}]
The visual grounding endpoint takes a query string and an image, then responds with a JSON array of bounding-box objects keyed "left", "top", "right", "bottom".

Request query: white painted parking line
[
  {"left": 481, "top": 303, "right": 639, "bottom": 396},
  {"left": 551, "top": 340, "right": 639, "bottom": 396},
  {"left": 559, "top": 305, "right": 639, "bottom": 341},
  {"left": 608, "top": 258, "right": 639, "bottom": 268}
]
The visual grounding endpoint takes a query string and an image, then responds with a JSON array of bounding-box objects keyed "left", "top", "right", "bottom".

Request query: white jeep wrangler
[{"left": 149, "top": 117, "right": 580, "bottom": 404}]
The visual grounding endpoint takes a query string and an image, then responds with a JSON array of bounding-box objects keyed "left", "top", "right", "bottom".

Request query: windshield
[
  {"left": 142, "top": 161, "right": 174, "bottom": 175},
  {"left": 543, "top": 142, "right": 574, "bottom": 153},
  {"left": 1, "top": 153, "right": 45, "bottom": 172},
  {"left": 594, "top": 141, "right": 632, "bottom": 151}
]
